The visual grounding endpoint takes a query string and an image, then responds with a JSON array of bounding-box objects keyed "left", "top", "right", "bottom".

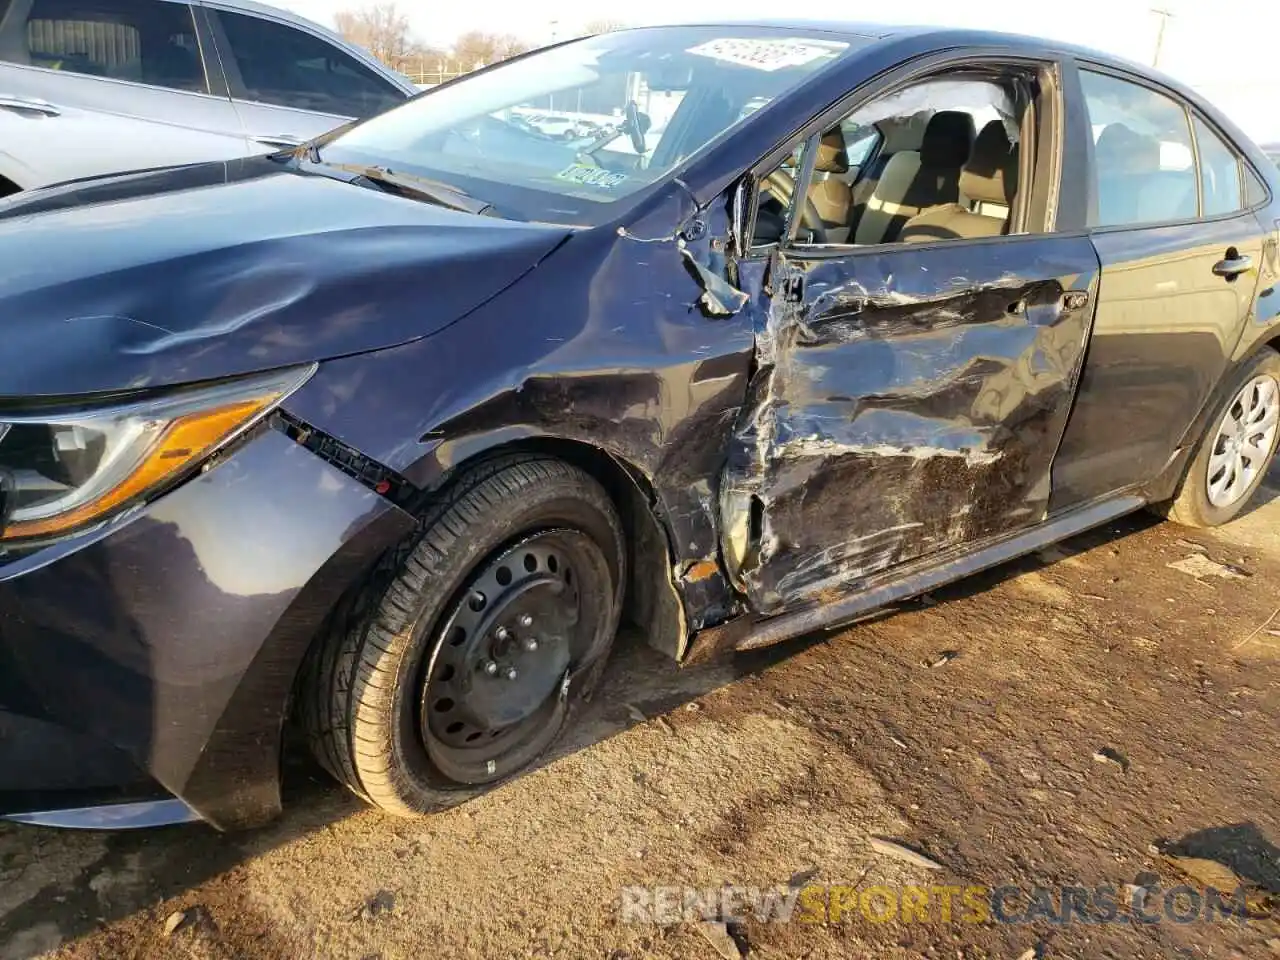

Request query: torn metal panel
[
  {"left": 722, "top": 237, "right": 1102, "bottom": 613},
  {"left": 687, "top": 492, "right": 1145, "bottom": 663},
  {"left": 285, "top": 188, "right": 755, "bottom": 639},
  {"left": 679, "top": 238, "right": 750, "bottom": 317}
]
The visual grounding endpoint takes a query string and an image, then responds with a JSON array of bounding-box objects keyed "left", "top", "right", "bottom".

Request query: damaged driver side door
[{"left": 721, "top": 61, "right": 1104, "bottom": 615}]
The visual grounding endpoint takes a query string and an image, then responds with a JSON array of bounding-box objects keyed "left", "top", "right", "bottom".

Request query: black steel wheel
[
  {"left": 301, "top": 455, "right": 624, "bottom": 816},
  {"left": 420, "top": 529, "right": 612, "bottom": 784}
]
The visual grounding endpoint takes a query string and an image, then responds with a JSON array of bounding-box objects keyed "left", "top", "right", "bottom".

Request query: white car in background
[{"left": 0, "top": 0, "right": 417, "bottom": 196}]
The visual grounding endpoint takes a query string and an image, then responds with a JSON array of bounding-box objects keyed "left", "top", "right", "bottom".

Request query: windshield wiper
[{"left": 345, "top": 164, "right": 493, "bottom": 216}]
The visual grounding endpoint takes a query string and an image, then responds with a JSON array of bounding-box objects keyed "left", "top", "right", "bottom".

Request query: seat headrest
[
  {"left": 878, "top": 110, "right": 932, "bottom": 154},
  {"left": 920, "top": 110, "right": 975, "bottom": 168},
  {"left": 1095, "top": 123, "right": 1159, "bottom": 175},
  {"left": 813, "top": 127, "right": 849, "bottom": 174},
  {"left": 960, "top": 120, "right": 1019, "bottom": 205}
]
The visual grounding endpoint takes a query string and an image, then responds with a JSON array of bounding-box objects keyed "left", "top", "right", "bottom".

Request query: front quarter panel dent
[{"left": 283, "top": 184, "right": 758, "bottom": 650}]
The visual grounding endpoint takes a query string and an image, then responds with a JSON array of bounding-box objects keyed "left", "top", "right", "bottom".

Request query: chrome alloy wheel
[{"left": 1206, "top": 373, "right": 1280, "bottom": 508}]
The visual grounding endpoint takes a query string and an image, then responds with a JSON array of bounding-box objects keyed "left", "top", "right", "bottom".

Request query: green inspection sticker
[{"left": 555, "top": 163, "right": 628, "bottom": 189}]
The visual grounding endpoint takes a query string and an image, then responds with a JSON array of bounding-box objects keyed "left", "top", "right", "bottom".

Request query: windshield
[{"left": 319, "top": 26, "right": 865, "bottom": 224}]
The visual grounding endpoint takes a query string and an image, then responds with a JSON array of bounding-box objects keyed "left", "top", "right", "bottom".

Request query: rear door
[
  {"left": 0, "top": 0, "right": 242, "bottom": 138},
  {"left": 1049, "top": 65, "right": 1268, "bottom": 508},
  {"left": 200, "top": 2, "right": 406, "bottom": 150},
  {"left": 722, "top": 59, "right": 1104, "bottom": 614}
]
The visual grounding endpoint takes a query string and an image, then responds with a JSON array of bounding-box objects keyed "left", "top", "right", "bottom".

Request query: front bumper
[{"left": 0, "top": 425, "right": 414, "bottom": 829}]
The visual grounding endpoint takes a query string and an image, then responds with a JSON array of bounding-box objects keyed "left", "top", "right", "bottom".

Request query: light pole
[{"left": 1150, "top": 6, "right": 1174, "bottom": 68}]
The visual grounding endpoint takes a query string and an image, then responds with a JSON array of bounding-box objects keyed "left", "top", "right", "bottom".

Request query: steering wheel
[{"left": 762, "top": 170, "right": 827, "bottom": 243}]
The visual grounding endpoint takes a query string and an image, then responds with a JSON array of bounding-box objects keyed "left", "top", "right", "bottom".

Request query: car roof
[
  {"left": 195, "top": 0, "right": 416, "bottom": 90},
  {"left": 646, "top": 20, "right": 1261, "bottom": 140},
  {"left": 198, "top": 0, "right": 354, "bottom": 45},
  {"left": 656, "top": 19, "right": 899, "bottom": 40},
  {"left": 650, "top": 19, "right": 1169, "bottom": 76}
]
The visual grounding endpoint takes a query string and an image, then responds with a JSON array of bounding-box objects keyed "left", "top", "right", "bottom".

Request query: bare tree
[
  {"left": 334, "top": 2, "right": 417, "bottom": 72},
  {"left": 450, "top": 30, "right": 531, "bottom": 70},
  {"left": 335, "top": 10, "right": 536, "bottom": 80},
  {"left": 583, "top": 19, "right": 627, "bottom": 35}
]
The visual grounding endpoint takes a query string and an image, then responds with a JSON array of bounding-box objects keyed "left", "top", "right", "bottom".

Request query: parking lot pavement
[{"left": 3, "top": 474, "right": 1280, "bottom": 959}]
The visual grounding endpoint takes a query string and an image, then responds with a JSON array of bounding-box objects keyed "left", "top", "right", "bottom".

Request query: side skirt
[
  {"left": 3, "top": 798, "right": 202, "bottom": 830},
  {"left": 684, "top": 493, "right": 1146, "bottom": 662}
]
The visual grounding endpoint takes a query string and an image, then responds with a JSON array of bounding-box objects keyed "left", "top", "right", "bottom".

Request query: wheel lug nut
[
  {"left": 504, "top": 665, "right": 519, "bottom": 681},
  {"left": 483, "top": 660, "right": 498, "bottom": 676},
  {"left": 495, "top": 626, "right": 511, "bottom": 641},
  {"left": 523, "top": 636, "right": 539, "bottom": 652},
  {"left": 519, "top": 614, "right": 534, "bottom": 628}
]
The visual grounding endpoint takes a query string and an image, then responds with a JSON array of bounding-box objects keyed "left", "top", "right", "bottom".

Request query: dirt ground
[{"left": 3, "top": 470, "right": 1280, "bottom": 960}]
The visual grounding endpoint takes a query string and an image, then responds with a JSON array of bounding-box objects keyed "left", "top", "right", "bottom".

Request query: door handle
[
  {"left": 1212, "top": 251, "right": 1253, "bottom": 280},
  {"left": 0, "top": 95, "right": 60, "bottom": 117}
]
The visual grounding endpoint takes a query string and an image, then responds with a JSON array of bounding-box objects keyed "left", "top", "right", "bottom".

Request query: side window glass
[
  {"left": 12, "top": 0, "right": 205, "bottom": 93},
  {"left": 1080, "top": 70, "right": 1196, "bottom": 227},
  {"left": 1245, "top": 167, "right": 1268, "bottom": 207},
  {"left": 1192, "top": 115, "right": 1242, "bottom": 216},
  {"left": 216, "top": 11, "right": 402, "bottom": 118},
  {"left": 769, "top": 76, "right": 1026, "bottom": 248},
  {"left": 753, "top": 142, "right": 805, "bottom": 247}
]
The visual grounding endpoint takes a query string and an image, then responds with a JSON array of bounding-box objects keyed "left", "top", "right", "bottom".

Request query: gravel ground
[{"left": 2, "top": 470, "right": 1279, "bottom": 960}]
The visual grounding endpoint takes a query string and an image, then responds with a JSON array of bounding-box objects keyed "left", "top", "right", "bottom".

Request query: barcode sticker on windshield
[
  {"left": 555, "top": 163, "right": 628, "bottom": 189},
  {"left": 686, "top": 38, "right": 846, "bottom": 72}
]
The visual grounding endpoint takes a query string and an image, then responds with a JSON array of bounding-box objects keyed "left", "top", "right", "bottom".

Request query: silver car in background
[{"left": 0, "top": 0, "right": 416, "bottom": 195}]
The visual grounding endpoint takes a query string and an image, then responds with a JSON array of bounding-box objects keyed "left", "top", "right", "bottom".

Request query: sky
[{"left": 273, "top": 0, "right": 1280, "bottom": 143}]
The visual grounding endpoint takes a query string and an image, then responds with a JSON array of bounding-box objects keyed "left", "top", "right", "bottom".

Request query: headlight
[{"left": 0, "top": 365, "right": 314, "bottom": 542}]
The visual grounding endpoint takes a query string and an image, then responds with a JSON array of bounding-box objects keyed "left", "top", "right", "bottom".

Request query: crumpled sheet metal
[
  {"left": 724, "top": 239, "right": 1100, "bottom": 613},
  {"left": 679, "top": 240, "right": 750, "bottom": 317}
]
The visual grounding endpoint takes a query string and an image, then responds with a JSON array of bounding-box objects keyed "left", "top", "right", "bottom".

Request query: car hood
[{"left": 0, "top": 157, "right": 573, "bottom": 397}]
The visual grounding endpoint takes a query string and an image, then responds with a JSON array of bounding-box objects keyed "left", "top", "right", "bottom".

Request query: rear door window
[
  {"left": 1192, "top": 114, "right": 1243, "bottom": 216},
  {"left": 3, "top": 0, "right": 206, "bottom": 92},
  {"left": 212, "top": 10, "right": 403, "bottom": 118},
  {"left": 1081, "top": 69, "right": 1196, "bottom": 227},
  {"left": 1245, "top": 166, "right": 1269, "bottom": 205}
]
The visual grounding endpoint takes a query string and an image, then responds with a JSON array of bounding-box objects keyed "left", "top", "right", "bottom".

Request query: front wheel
[
  {"left": 1156, "top": 350, "right": 1280, "bottom": 528},
  {"left": 301, "top": 455, "right": 625, "bottom": 816}
]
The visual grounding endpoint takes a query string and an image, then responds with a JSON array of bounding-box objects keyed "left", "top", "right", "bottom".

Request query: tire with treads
[{"left": 300, "top": 454, "right": 625, "bottom": 816}]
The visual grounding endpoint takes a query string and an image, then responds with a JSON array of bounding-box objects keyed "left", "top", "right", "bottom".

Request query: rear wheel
[
  {"left": 301, "top": 455, "right": 624, "bottom": 816},
  {"left": 1156, "top": 350, "right": 1280, "bottom": 528}
]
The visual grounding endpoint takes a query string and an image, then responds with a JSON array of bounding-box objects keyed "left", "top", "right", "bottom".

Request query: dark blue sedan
[{"left": 2, "top": 21, "right": 1278, "bottom": 830}]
